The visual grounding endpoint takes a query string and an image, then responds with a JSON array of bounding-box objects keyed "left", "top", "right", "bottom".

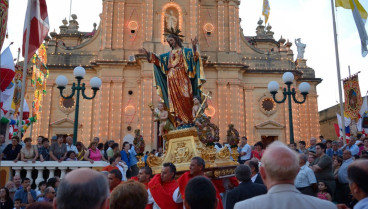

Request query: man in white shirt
[
  {"left": 295, "top": 154, "right": 317, "bottom": 196},
  {"left": 65, "top": 136, "right": 78, "bottom": 154},
  {"left": 239, "top": 137, "right": 251, "bottom": 164}
]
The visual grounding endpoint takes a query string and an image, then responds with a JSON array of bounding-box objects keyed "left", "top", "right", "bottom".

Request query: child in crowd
[
  {"left": 13, "top": 199, "right": 21, "bottom": 209},
  {"left": 317, "top": 181, "right": 332, "bottom": 201},
  {"left": 36, "top": 181, "right": 47, "bottom": 200},
  {"left": 65, "top": 151, "right": 77, "bottom": 161}
]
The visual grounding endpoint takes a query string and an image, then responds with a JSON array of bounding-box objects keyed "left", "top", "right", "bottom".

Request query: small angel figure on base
[{"left": 154, "top": 102, "right": 170, "bottom": 136}]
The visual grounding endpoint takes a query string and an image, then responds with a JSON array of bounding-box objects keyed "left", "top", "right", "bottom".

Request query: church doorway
[{"left": 261, "top": 135, "right": 278, "bottom": 148}]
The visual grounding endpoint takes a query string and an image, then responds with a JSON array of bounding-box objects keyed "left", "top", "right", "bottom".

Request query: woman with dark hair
[
  {"left": 0, "top": 187, "right": 13, "bottom": 209},
  {"left": 1, "top": 136, "right": 22, "bottom": 162},
  {"left": 120, "top": 142, "right": 132, "bottom": 178},
  {"left": 251, "top": 141, "right": 264, "bottom": 160},
  {"left": 75, "top": 142, "right": 86, "bottom": 161}
]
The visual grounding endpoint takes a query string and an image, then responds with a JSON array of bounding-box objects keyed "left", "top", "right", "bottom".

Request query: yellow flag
[
  {"left": 336, "top": 0, "right": 368, "bottom": 20},
  {"left": 262, "top": 0, "right": 270, "bottom": 23}
]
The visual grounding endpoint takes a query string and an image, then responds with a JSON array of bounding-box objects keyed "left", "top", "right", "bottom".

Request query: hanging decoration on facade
[
  {"left": 0, "top": 0, "right": 8, "bottom": 51},
  {"left": 31, "top": 43, "right": 49, "bottom": 119},
  {"left": 343, "top": 74, "right": 362, "bottom": 120}
]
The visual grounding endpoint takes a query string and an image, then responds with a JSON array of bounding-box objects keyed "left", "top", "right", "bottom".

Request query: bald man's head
[
  {"left": 55, "top": 168, "right": 109, "bottom": 209},
  {"left": 261, "top": 141, "right": 300, "bottom": 181}
]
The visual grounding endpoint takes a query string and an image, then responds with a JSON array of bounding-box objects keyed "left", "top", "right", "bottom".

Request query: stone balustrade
[{"left": 0, "top": 161, "right": 127, "bottom": 187}]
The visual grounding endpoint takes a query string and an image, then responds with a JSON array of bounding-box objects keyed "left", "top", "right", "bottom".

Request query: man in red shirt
[
  {"left": 131, "top": 166, "right": 152, "bottom": 189},
  {"left": 108, "top": 169, "right": 123, "bottom": 193},
  {"left": 174, "top": 157, "right": 224, "bottom": 209},
  {"left": 147, "top": 163, "right": 182, "bottom": 209}
]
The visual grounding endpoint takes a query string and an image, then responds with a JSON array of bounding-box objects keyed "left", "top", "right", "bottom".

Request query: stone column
[
  {"left": 217, "top": 80, "right": 228, "bottom": 141},
  {"left": 244, "top": 85, "right": 255, "bottom": 144},
  {"left": 217, "top": 1, "right": 225, "bottom": 51}
]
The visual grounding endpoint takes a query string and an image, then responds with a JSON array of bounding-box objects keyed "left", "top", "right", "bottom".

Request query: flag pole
[
  {"left": 18, "top": 0, "right": 32, "bottom": 138},
  {"left": 330, "top": 0, "right": 346, "bottom": 144}
]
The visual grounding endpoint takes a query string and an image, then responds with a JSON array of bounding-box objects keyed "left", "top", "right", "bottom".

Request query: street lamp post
[
  {"left": 267, "top": 72, "right": 311, "bottom": 144},
  {"left": 55, "top": 66, "right": 102, "bottom": 145}
]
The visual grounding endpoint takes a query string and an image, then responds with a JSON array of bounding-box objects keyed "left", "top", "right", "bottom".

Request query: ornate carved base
[{"left": 147, "top": 127, "right": 238, "bottom": 178}]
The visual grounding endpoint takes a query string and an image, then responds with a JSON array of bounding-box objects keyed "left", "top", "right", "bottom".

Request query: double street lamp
[
  {"left": 55, "top": 66, "right": 102, "bottom": 145},
  {"left": 267, "top": 72, "right": 311, "bottom": 144}
]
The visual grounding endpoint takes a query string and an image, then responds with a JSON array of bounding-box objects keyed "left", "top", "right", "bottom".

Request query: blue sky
[{"left": 3, "top": 0, "right": 368, "bottom": 111}]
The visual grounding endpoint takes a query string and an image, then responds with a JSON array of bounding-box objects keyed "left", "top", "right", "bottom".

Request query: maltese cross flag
[{"left": 22, "top": 0, "right": 49, "bottom": 62}]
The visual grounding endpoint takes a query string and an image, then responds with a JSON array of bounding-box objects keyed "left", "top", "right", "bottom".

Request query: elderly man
[
  {"left": 327, "top": 141, "right": 343, "bottom": 158},
  {"left": 65, "top": 136, "right": 78, "bottom": 154},
  {"left": 39, "top": 186, "right": 55, "bottom": 203},
  {"left": 295, "top": 154, "right": 317, "bottom": 196},
  {"left": 234, "top": 141, "right": 336, "bottom": 209},
  {"left": 336, "top": 150, "right": 354, "bottom": 204},
  {"left": 14, "top": 178, "right": 37, "bottom": 209},
  {"left": 147, "top": 162, "right": 181, "bottom": 209},
  {"left": 54, "top": 168, "right": 109, "bottom": 209},
  {"left": 175, "top": 157, "right": 223, "bottom": 209},
  {"left": 343, "top": 137, "right": 359, "bottom": 157},
  {"left": 13, "top": 175, "right": 22, "bottom": 190},
  {"left": 308, "top": 137, "right": 317, "bottom": 152},
  {"left": 226, "top": 164, "right": 266, "bottom": 209},
  {"left": 310, "top": 143, "right": 336, "bottom": 200}
]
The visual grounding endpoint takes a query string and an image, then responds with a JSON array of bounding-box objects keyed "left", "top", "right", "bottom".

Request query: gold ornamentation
[
  {"left": 172, "top": 142, "right": 192, "bottom": 163},
  {"left": 217, "top": 147, "right": 230, "bottom": 159},
  {"left": 230, "top": 148, "right": 239, "bottom": 162},
  {"left": 137, "top": 155, "right": 145, "bottom": 168},
  {"left": 201, "top": 145, "right": 217, "bottom": 163},
  {"left": 164, "top": 127, "right": 198, "bottom": 140},
  {"left": 147, "top": 154, "right": 164, "bottom": 167}
]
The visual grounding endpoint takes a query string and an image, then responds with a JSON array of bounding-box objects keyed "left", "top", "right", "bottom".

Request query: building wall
[{"left": 27, "top": 0, "right": 321, "bottom": 149}]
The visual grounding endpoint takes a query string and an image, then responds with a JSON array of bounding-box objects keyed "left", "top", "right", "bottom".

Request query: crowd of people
[{"left": 1, "top": 133, "right": 368, "bottom": 209}]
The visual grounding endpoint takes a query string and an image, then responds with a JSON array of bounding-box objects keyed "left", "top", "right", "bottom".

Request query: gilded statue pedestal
[{"left": 147, "top": 127, "right": 238, "bottom": 178}]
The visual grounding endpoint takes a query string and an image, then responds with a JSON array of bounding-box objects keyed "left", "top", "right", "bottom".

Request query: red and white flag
[
  {"left": 22, "top": 0, "right": 49, "bottom": 62},
  {"left": 0, "top": 46, "right": 15, "bottom": 91}
]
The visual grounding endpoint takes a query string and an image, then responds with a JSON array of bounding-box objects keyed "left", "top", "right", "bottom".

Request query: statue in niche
[
  {"left": 295, "top": 38, "right": 306, "bottom": 59},
  {"left": 165, "top": 10, "right": 178, "bottom": 30}
]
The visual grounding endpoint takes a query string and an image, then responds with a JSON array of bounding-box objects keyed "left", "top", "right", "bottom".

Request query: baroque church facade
[{"left": 25, "top": 0, "right": 321, "bottom": 149}]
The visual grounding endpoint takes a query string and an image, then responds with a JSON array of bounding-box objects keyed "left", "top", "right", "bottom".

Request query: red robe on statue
[
  {"left": 148, "top": 174, "right": 182, "bottom": 209},
  {"left": 177, "top": 171, "right": 224, "bottom": 209}
]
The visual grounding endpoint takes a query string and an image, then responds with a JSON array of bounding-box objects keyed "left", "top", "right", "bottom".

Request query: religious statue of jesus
[{"left": 139, "top": 28, "right": 205, "bottom": 125}]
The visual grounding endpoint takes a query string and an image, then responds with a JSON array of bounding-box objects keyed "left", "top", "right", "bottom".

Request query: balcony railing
[{"left": 0, "top": 161, "right": 127, "bottom": 187}]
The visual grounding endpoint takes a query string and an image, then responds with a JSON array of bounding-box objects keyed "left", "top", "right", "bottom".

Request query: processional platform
[{"left": 146, "top": 127, "right": 239, "bottom": 178}]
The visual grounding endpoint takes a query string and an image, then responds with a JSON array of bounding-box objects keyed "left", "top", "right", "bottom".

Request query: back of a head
[
  {"left": 185, "top": 176, "right": 217, "bottom": 209},
  {"left": 235, "top": 164, "right": 252, "bottom": 182},
  {"left": 110, "top": 180, "right": 148, "bottom": 209},
  {"left": 348, "top": 159, "right": 368, "bottom": 195},
  {"left": 261, "top": 141, "right": 299, "bottom": 181},
  {"left": 56, "top": 168, "right": 109, "bottom": 209}
]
